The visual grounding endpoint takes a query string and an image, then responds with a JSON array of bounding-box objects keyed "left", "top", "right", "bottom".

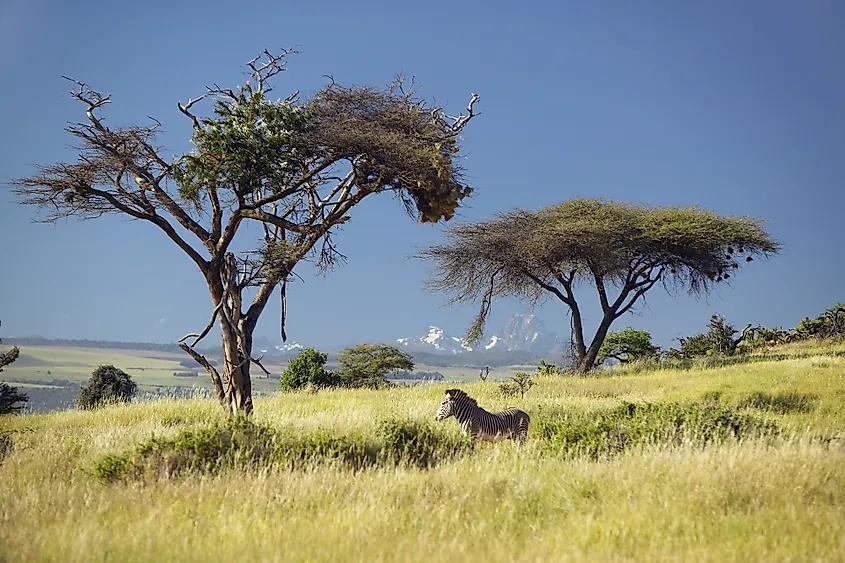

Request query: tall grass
[{"left": 2, "top": 349, "right": 845, "bottom": 562}]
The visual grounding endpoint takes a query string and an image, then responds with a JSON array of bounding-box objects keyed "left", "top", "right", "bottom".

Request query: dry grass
[{"left": 2, "top": 345, "right": 845, "bottom": 562}]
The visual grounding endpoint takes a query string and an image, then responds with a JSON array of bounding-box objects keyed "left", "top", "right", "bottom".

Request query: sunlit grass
[{"left": 2, "top": 347, "right": 844, "bottom": 562}]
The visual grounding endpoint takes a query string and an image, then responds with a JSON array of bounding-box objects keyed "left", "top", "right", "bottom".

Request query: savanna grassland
[{"left": 2, "top": 341, "right": 845, "bottom": 562}]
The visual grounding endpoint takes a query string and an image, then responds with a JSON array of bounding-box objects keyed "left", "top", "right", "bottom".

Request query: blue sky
[{"left": 0, "top": 0, "right": 842, "bottom": 352}]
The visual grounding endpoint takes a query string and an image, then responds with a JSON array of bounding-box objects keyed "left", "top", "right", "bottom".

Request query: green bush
[
  {"left": 94, "top": 416, "right": 473, "bottom": 482},
  {"left": 533, "top": 401, "right": 779, "bottom": 460},
  {"left": 738, "top": 392, "right": 817, "bottom": 414},
  {"left": 0, "top": 382, "right": 28, "bottom": 415},
  {"left": 598, "top": 328, "right": 660, "bottom": 365},
  {"left": 279, "top": 348, "right": 340, "bottom": 392},
  {"left": 77, "top": 365, "right": 137, "bottom": 410}
]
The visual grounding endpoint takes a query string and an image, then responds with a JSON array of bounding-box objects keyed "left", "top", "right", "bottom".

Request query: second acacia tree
[{"left": 420, "top": 198, "right": 779, "bottom": 373}]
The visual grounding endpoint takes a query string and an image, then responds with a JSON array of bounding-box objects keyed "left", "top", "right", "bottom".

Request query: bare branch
[
  {"left": 178, "top": 343, "right": 226, "bottom": 405},
  {"left": 179, "top": 301, "right": 224, "bottom": 348},
  {"left": 246, "top": 47, "right": 298, "bottom": 93},
  {"left": 251, "top": 355, "right": 272, "bottom": 377}
]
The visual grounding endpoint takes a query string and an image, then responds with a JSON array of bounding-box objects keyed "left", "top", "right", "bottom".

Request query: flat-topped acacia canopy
[{"left": 420, "top": 198, "right": 780, "bottom": 372}]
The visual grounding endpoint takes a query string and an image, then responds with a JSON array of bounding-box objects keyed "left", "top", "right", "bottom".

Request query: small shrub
[
  {"left": 77, "top": 365, "right": 137, "bottom": 410},
  {"left": 499, "top": 371, "right": 534, "bottom": 399},
  {"left": 738, "top": 392, "right": 817, "bottom": 414},
  {"left": 0, "top": 382, "right": 28, "bottom": 415},
  {"left": 478, "top": 366, "right": 489, "bottom": 381},
  {"left": 536, "top": 360, "right": 562, "bottom": 376}
]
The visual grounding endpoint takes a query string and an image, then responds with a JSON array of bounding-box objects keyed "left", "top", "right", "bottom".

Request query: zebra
[{"left": 434, "top": 388, "right": 530, "bottom": 445}]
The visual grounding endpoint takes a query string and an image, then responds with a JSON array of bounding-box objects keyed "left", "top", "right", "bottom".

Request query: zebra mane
[{"left": 446, "top": 388, "right": 478, "bottom": 408}]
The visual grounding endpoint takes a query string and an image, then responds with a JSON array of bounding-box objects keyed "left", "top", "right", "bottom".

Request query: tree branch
[
  {"left": 614, "top": 268, "right": 664, "bottom": 319},
  {"left": 179, "top": 301, "right": 224, "bottom": 348},
  {"left": 523, "top": 269, "right": 571, "bottom": 304},
  {"left": 178, "top": 343, "right": 226, "bottom": 405}
]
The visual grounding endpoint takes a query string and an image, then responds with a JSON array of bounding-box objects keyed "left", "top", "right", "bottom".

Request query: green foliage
[
  {"left": 337, "top": 344, "right": 414, "bottom": 389},
  {"left": 793, "top": 304, "right": 845, "bottom": 340},
  {"left": 93, "top": 416, "right": 473, "bottom": 482},
  {"left": 77, "top": 364, "right": 137, "bottom": 410},
  {"left": 173, "top": 87, "right": 312, "bottom": 208},
  {"left": 378, "top": 419, "right": 475, "bottom": 469},
  {"left": 279, "top": 348, "right": 340, "bottom": 392},
  {"left": 499, "top": 371, "right": 535, "bottom": 399},
  {"left": 534, "top": 401, "right": 780, "bottom": 460},
  {"left": 0, "top": 382, "right": 28, "bottom": 415},
  {"left": 536, "top": 359, "right": 563, "bottom": 376},
  {"left": 738, "top": 392, "right": 817, "bottom": 414},
  {"left": 668, "top": 315, "right": 745, "bottom": 359},
  {"left": 669, "top": 333, "right": 712, "bottom": 359},
  {"left": 420, "top": 198, "right": 779, "bottom": 373},
  {"left": 0, "top": 345, "right": 20, "bottom": 373},
  {"left": 598, "top": 328, "right": 660, "bottom": 365}
]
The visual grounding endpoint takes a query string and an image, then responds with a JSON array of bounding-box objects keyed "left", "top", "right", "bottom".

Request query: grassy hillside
[{"left": 1, "top": 341, "right": 844, "bottom": 562}]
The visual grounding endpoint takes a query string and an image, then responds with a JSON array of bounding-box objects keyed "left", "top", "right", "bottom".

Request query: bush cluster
[
  {"left": 94, "top": 416, "right": 475, "bottom": 482},
  {"left": 533, "top": 401, "right": 780, "bottom": 460}
]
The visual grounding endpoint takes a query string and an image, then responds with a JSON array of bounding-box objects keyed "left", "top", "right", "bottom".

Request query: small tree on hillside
[
  {"left": 12, "top": 49, "right": 479, "bottom": 414},
  {"left": 420, "top": 198, "right": 779, "bottom": 373},
  {"left": 337, "top": 344, "right": 414, "bottom": 389},
  {"left": 279, "top": 347, "right": 339, "bottom": 392},
  {"left": 0, "top": 383, "right": 28, "bottom": 415},
  {"left": 597, "top": 328, "right": 660, "bottom": 365},
  {"left": 0, "top": 321, "right": 27, "bottom": 414},
  {"left": 77, "top": 365, "right": 138, "bottom": 410}
]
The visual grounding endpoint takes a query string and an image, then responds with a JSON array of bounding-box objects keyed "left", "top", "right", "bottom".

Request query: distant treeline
[
  {"left": 407, "top": 350, "right": 549, "bottom": 368},
  {"left": 4, "top": 336, "right": 220, "bottom": 354},
  {"left": 390, "top": 370, "right": 445, "bottom": 381},
  {"left": 3, "top": 337, "right": 562, "bottom": 367}
]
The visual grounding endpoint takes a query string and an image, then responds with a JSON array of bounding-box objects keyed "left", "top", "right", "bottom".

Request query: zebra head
[{"left": 435, "top": 390, "right": 458, "bottom": 421}]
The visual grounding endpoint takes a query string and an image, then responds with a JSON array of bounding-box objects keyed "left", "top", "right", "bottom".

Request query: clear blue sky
[{"left": 0, "top": 0, "right": 842, "bottom": 352}]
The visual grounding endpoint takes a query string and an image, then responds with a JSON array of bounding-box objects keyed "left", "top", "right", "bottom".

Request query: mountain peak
[{"left": 396, "top": 312, "right": 565, "bottom": 356}]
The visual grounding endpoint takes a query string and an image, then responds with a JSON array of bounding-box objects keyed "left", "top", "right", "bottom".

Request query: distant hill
[{"left": 2, "top": 336, "right": 219, "bottom": 354}]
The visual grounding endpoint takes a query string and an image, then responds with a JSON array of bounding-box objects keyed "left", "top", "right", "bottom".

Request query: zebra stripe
[{"left": 435, "top": 388, "right": 530, "bottom": 445}]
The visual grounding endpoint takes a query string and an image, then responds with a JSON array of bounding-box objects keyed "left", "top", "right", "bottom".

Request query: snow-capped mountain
[
  {"left": 396, "top": 326, "right": 475, "bottom": 354},
  {"left": 252, "top": 335, "right": 304, "bottom": 356},
  {"left": 396, "top": 313, "right": 566, "bottom": 356},
  {"left": 491, "top": 313, "right": 564, "bottom": 354},
  {"left": 274, "top": 341, "right": 304, "bottom": 355}
]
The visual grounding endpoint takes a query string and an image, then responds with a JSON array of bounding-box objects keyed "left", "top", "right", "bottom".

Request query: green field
[
  {"left": 0, "top": 345, "right": 517, "bottom": 393},
  {"left": 2, "top": 340, "right": 845, "bottom": 561}
]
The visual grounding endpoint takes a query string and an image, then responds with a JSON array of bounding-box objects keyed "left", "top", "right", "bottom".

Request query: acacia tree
[
  {"left": 12, "top": 49, "right": 479, "bottom": 413},
  {"left": 420, "top": 198, "right": 779, "bottom": 373},
  {"left": 337, "top": 343, "right": 415, "bottom": 388}
]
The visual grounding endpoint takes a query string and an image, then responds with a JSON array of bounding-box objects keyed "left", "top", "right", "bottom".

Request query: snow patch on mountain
[
  {"left": 397, "top": 326, "right": 474, "bottom": 354},
  {"left": 396, "top": 313, "right": 566, "bottom": 356}
]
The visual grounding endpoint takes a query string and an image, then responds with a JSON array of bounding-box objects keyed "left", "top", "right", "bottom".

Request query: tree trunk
[
  {"left": 577, "top": 313, "right": 616, "bottom": 374},
  {"left": 569, "top": 302, "right": 588, "bottom": 362},
  {"left": 206, "top": 262, "right": 255, "bottom": 415},
  {"left": 220, "top": 324, "right": 253, "bottom": 415}
]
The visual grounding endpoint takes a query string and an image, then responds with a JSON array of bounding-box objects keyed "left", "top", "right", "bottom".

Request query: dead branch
[
  {"left": 178, "top": 343, "right": 226, "bottom": 405},
  {"left": 179, "top": 301, "right": 224, "bottom": 348},
  {"left": 246, "top": 47, "right": 298, "bottom": 93},
  {"left": 251, "top": 354, "right": 272, "bottom": 377}
]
